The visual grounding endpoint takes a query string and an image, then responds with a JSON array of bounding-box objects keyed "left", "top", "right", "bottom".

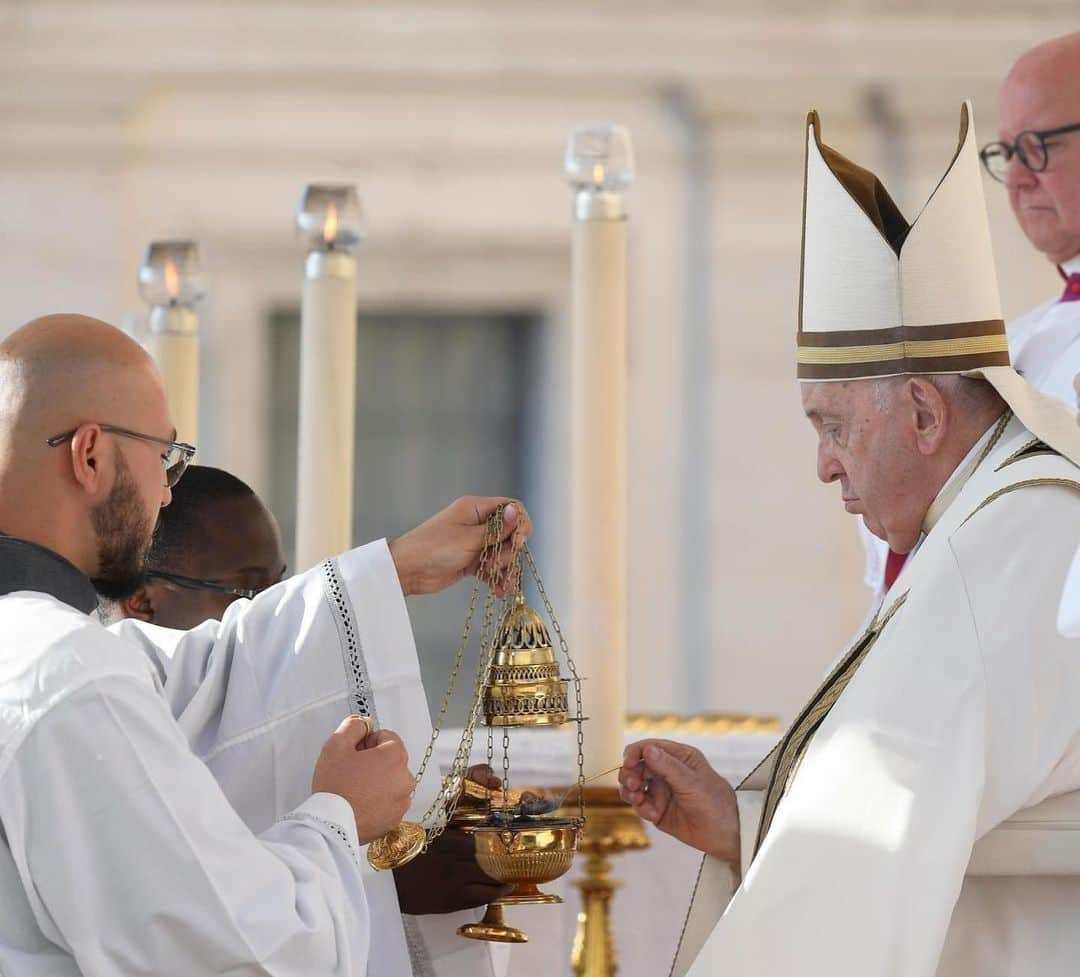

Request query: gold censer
[{"left": 367, "top": 503, "right": 588, "bottom": 945}]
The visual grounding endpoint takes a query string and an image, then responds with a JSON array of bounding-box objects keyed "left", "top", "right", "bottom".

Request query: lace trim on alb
[
  {"left": 401, "top": 916, "right": 438, "bottom": 977},
  {"left": 321, "top": 559, "right": 377, "bottom": 724},
  {"left": 280, "top": 811, "right": 362, "bottom": 872}
]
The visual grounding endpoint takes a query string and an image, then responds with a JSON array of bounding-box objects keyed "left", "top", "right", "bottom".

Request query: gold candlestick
[{"left": 560, "top": 786, "right": 650, "bottom": 977}]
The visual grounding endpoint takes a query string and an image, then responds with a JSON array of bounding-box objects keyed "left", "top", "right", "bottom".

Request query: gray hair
[{"left": 871, "top": 374, "right": 1004, "bottom": 415}]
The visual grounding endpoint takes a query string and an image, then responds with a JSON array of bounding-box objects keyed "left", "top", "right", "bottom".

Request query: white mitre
[{"left": 799, "top": 100, "right": 1080, "bottom": 462}]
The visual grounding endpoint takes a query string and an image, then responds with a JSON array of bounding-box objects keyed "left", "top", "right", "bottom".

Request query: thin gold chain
[
  {"left": 412, "top": 503, "right": 529, "bottom": 847},
  {"left": 525, "top": 544, "right": 587, "bottom": 824},
  {"left": 407, "top": 502, "right": 588, "bottom": 845}
]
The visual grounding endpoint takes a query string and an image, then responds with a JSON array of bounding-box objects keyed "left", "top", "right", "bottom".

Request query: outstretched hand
[
  {"left": 618, "top": 739, "right": 741, "bottom": 871},
  {"left": 389, "top": 497, "right": 532, "bottom": 597},
  {"left": 392, "top": 763, "right": 514, "bottom": 914},
  {"left": 392, "top": 827, "right": 514, "bottom": 915}
]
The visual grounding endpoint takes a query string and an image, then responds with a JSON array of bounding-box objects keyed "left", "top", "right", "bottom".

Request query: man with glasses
[
  {"left": 981, "top": 31, "right": 1080, "bottom": 404},
  {"left": 105, "top": 463, "right": 513, "bottom": 973},
  {"left": 108, "top": 464, "right": 288, "bottom": 629},
  {"left": 859, "top": 32, "right": 1080, "bottom": 610},
  {"left": 0, "top": 313, "right": 528, "bottom": 976}
]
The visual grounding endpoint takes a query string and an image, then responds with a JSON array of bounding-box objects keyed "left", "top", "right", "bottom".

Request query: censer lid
[
  {"left": 495, "top": 594, "right": 553, "bottom": 651},
  {"left": 485, "top": 593, "right": 569, "bottom": 727}
]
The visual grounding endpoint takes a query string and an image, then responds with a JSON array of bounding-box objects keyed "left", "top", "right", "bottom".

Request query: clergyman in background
[{"left": 856, "top": 32, "right": 1080, "bottom": 610}]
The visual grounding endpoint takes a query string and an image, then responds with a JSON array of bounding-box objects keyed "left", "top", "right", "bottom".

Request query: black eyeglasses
[
  {"left": 46, "top": 423, "right": 196, "bottom": 487},
  {"left": 146, "top": 570, "right": 259, "bottom": 601},
  {"left": 980, "top": 122, "right": 1080, "bottom": 183}
]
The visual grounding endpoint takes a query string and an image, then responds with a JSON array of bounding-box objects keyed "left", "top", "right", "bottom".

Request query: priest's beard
[{"left": 90, "top": 451, "right": 155, "bottom": 601}]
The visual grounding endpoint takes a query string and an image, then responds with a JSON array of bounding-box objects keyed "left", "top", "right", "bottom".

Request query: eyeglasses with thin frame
[
  {"left": 146, "top": 570, "right": 259, "bottom": 601},
  {"left": 979, "top": 122, "right": 1080, "bottom": 183},
  {"left": 46, "top": 423, "right": 196, "bottom": 488}
]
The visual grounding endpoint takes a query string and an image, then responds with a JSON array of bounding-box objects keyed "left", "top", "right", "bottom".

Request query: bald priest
[
  {"left": 620, "top": 102, "right": 1080, "bottom": 977},
  {"left": 0, "top": 314, "right": 527, "bottom": 976}
]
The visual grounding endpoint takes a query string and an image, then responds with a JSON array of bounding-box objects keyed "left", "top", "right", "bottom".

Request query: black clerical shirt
[{"left": 0, "top": 534, "right": 97, "bottom": 614}]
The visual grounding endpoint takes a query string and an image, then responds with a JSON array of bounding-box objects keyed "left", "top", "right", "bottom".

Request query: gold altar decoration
[
  {"left": 368, "top": 503, "right": 588, "bottom": 945},
  {"left": 554, "top": 786, "right": 650, "bottom": 977},
  {"left": 626, "top": 713, "right": 781, "bottom": 735}
]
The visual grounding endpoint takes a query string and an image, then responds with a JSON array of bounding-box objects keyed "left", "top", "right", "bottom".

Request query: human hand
[
  {"left": 312, "top": 716, "right": 415, "bottom": 845},
  {"left": 393, "top": 827, "right": 514, "bottom": 914},
  {"left": 464, "top": 763, "right": 503, "bottom": 792},
  {"left": 619, "top": 739, "right": 740, "bottom": 871},
  {"left": 388, "top": 497, "right": 532, "bottom": 597}
]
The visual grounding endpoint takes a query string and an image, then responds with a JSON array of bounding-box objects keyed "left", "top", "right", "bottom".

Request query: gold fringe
[{"left": 625, "top": 713, "right": 781, "bottom": 735}]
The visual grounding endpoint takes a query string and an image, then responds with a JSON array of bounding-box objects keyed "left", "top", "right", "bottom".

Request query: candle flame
[
  {"left": 323, "top": 202, "right": 338, "bottom": 245},
  {"left": 592, "top": 162, "right": 606, "bottom": 187},
  {"left": 163, "top": 259, "right": 180, "bottom": 301}
]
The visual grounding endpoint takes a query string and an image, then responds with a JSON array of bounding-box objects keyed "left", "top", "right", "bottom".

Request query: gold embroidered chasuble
[{"left": 672, "top": 415, "right": 1080, "bottom": 977}]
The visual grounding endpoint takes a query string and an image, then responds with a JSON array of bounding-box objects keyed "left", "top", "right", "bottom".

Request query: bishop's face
[{"left": 800, "top": 379, "right": 929, "bottom": 555}]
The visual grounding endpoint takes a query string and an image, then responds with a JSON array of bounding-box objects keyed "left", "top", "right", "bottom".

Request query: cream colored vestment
[
  {"left": 673, "top": 417, "right": 1080, "bottom": 977},
  {"left": 0, "top": 539, "right": 498, "bottom": 977},
  {"left": 865, "top": 256, "right": 1080, "bottom": 608}
]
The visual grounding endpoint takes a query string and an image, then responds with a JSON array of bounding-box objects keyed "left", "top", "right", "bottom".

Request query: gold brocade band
[
  {"left": 798, "top": 351, "right": 1011, "bottom": 380},
  {"left": 796, "top": 318, "right": 1009, "bottom": 380},
  {"left": 753, "top": 593, "right": 908, "bottom": 856},
  {"left": 797, "top": 318, "right": 1006, "bottom": 347},
  {"left": 626, "top": 713, "right": 781, "bottom": 735},
  {"left": 798, "top": 334, "right": 1009, "bottom": 366}
]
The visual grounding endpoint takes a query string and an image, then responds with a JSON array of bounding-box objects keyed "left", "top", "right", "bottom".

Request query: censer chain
[
  {"left": 372, "top": 504, "right": 587, "bottom": 871},
  {"left": 524, "top": 544, "right": 588, "bottom": 825},
  {"left": 405, "top": 504, "right": 520, "bottom": 849}
]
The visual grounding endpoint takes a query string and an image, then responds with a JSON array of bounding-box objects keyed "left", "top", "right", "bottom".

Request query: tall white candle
[
  {"left": 565, "top": 126, "right": 634, "bottom": 786},
  {"left": 138, "top": 241, "right": 203, "bottom": 444},
  {"left": 295, "top": 186, "right": 363, "bottom": 571},
  {"left": 145, "top": 306, "right": 199, "bottom": 443}
]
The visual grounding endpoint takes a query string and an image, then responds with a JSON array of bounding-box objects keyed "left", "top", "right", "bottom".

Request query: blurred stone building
[{"left": 1, "top": 0, "right": 1074, "bottom": 722}]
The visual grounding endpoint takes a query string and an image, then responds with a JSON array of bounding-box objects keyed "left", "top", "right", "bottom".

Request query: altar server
[
  {"left": 0, "top": 313, "right": 525, "bottom": 976},
  {"left": 114, "top": 464, "right": 288, "bottom": 629},
  {"left": 108, "top": 462, "right": 513, "bottom": 974},
  {"left": 622, "top": 102, "right": 1080, "bottom": 977}
]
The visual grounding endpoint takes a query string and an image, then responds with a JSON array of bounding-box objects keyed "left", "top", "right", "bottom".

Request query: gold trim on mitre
[
  {"left": 797, "top": 101, "right": 1008, "bottom": 380},
  {"left": 796, "top": 320, "right": 1009, "bottom": 373}
]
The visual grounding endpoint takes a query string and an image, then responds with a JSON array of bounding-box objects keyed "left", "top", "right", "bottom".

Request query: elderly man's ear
[
  {"left": 123, "top": 584, "right": 157, "bottom": 623},
  {"left": 907, "top": 378, "right": 949, "bottom": 455}
]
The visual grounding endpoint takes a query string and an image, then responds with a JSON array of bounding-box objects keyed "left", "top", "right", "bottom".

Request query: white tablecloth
[{"left": 434, "top": 727, "right": 779, "bottom": 977}]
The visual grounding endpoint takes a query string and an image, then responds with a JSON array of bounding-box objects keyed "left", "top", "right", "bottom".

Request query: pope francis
[{"left": 620, "top": 101, "right": 1080, "bottom": 977}]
